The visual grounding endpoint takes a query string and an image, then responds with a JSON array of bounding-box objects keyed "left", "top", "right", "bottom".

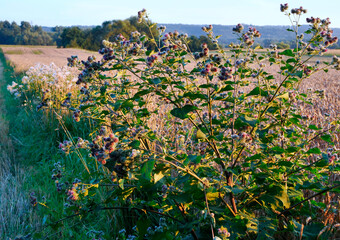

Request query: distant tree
[
  {"left": 276, "top": 41, "right": 290, "bottom": 49},
  {"left": 187, "top": 35, "right": 218, "bottom": 52},
  {"left": 60, "top": 27, "right": 84, "bottom": 48}
]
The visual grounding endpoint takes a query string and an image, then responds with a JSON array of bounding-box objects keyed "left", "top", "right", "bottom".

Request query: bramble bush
[{"left": 9, "top": 4, "right": 340, "bottom": 240}]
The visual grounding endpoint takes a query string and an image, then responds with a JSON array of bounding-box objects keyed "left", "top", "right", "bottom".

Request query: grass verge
[{"left": 0, "top": 49, "right": 119, "bottom": 239}]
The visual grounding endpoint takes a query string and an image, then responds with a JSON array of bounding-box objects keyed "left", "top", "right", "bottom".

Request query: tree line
[
  {"left": 0, "top": 21, "right": 55, "bottom": 45},
  {"left": 2, "top": 19, "right": 337, "bottom": 51},
  {"left": 0, "top": 18, "right": 217, "bottom": 52},
  {"left": 57, "top": 17, "right": 217, "bottom": 52}
]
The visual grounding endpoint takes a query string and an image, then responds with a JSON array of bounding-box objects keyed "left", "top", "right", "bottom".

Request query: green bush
[{"left": 10, "top": 4, "right": 340, "bottom": 240}]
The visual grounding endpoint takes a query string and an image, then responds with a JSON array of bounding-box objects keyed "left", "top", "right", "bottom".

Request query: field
[
  {"left": 0, "top": 42, "right": 339, "bottom": 239},
  {"left": 0, "top": 45, "right": 101, "bottom": 72}
]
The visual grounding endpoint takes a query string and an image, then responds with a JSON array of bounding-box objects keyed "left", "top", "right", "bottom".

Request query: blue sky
[{"left": 1, "top": 0, "right": 340, "bottom": 27}]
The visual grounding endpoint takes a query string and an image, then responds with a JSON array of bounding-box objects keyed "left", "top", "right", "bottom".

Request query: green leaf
[
  {"left": 306, "top": 147, "right": 321, "bottom": 154},
  {"left": 270, "top": 146, "right": 285, "bottom": 154},
  {"left": 141, "top": 159, "right": 155, "bottom": 181},
  {"left": 170, "top": 105, "right": 198, "bottom": 119},
  {"left": 321, "top": 134, "right": 332, "bottom": 143},
  {"left": 152, "top": 78, "right": 161, "bottom": 84},
  {"left": 187, "top": 154, "right": 202, "bottom": 164},
  {"left": 247, "top": 86, "right": 268, "bottom": 97},
  {"left": 239, "top": 115, "right": 258, "bottom": 127},
  {"left": 134, "top": 89, "right": 151, "bottom": 98},
  {"left": 290, "top": 71, "right": 303, "bottom": 78},
  {"left": 279, "top": 49, "right": 295, "bottom": 57},
  {"left": 137, "top": 218, "right": 151, "bottom": 240},
  {"left": 287, "top": 58, "right": 297, "bottom": 63},
  {"left": 308, "top": 124, "right": 320, "bottom": 130},
  {"left": 129, "top": 140, "right": 141, "bottom": 148}
]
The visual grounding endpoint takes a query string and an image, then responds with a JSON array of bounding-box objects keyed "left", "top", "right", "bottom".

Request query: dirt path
[{"left": 0, "top": 60, "right": 32, "bottom": 239}]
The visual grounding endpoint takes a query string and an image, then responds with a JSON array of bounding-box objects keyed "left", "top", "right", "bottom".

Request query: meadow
[{"left": 0, "top": 5, "right": 340, "bottom": 240}]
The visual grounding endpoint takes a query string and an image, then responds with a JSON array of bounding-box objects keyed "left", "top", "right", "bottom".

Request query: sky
[{"left": 1, "top": 0, "right": 340, "bottom": 28}]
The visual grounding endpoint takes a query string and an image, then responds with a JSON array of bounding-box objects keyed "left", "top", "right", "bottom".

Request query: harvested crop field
[{"left": 0, "top": 45, "right": 101, "bottom": 72}]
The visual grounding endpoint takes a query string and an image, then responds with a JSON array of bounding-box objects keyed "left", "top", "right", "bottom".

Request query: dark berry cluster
[
  {"left": 128, "top": 126, "right": 147, "bottom": 137},
  {"left": 218, "top": 67, "right": 233, "bottom": 80},
  {"left": 291, "top": 6, "right": 307, "bottom": 15},
  {"left": 305, "top": 17, "right": 338, "bottom": 47},
  {"left": 232, "top": 24, "right": 244, "bottom": 33},
  {"left": 280, "top": 3, "right": 288, "bottom": 12},
  {"left": 105, "top": 149, "right": 133, "bottom": 178},
  {"left": 202, "top": 25, "right": 213, "bottom": 33},
  {"left": 73, "top": 109, "right": 81, "bottom": 122},
  {"left": 146, "top": 54, "right": 158, "bottom": 67},
  {"left": 89, "top": 127, "right": 119, "bottom": 165},
  {"left": 67, "top": 55, "right": 79, "bottom": 67},
  {"left": 303, "top": 65, "right": 312, "bottom": 76},
  {"left": 200, "top": 63, "right": 217, "bottom": 76},
  {"left": 194, "top": 43, "right": 209, "bottom": 59},
  {"left": 160, "top": 31, "right": 187, "bottom": 55},
  {"left": 76, "top": 56, "right": 102, "bottom": 85},
  {"left": 59, "top": 140, "right": 72, "bottom": 154},
  {"left": 242, "top": 27, "right": 261, "bottom": 46},
  {"left": 137, "top": 9, "right": 147, "bottom": 23},
  {"left": 158, "top": 25, "right": 166, "bottom": 34},
  {"left": 210, "top": 54, "right": 221, "bottom": 64},
  {"left": 98, "top": 47, "right": 115, "bottom": 61}
]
